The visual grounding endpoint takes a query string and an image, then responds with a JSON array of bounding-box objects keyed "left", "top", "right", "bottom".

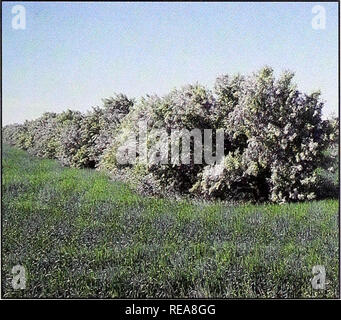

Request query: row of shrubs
[
  {"left": 3, "top": 67, "right": 339, "bottom": 203},
  {"left": 3, "top": 94, "right": 133, "bottom": 168}
]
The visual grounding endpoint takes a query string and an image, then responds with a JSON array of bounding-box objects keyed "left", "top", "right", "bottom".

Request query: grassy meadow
[{"left": 1, "top": 144, "right": 339, "bottom": 298}]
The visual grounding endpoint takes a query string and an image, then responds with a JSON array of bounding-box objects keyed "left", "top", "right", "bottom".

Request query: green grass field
[{"left": 1, "top": 145, "right": 339, "bottom": 298}]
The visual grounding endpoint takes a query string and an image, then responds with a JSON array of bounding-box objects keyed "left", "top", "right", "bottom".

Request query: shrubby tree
[
  {"left": 91, "top": 94, "right": 134, "bottom": 165},
  {"left": 3, "top": 123, "right": 27, "bottom": 147},
  {"left": 26, "top": 112, "right": 60, "bottom": 158},
  {"left": 58, "top": 94, "right": 133, "bottom": 168},
  {"left": 100, "top": 84, "right": 218, "bottom": 193},
  {"left": 53, "top": 110, "right": 84, "bottom": 167},
  {"left": 3, "top": 112, "right": 60, "bottom": 158},
  {"left": 149, "top": 84, "right": 218, "bottom": 192},
  {"left": 193, "top": 67, "right": 336, "bottom": 202}
]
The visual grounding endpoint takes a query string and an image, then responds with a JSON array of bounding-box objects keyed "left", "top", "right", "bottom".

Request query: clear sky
[{"left": 2, "top": 2, "right": 339, "bottom": 125}]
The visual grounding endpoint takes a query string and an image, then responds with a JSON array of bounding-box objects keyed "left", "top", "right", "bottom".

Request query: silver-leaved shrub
[
  {"left": 100, "top": 84, "right": 218, "bottom": 193},
  {"left": 193, "top": 67, "right": 337, "bottom": 202}
]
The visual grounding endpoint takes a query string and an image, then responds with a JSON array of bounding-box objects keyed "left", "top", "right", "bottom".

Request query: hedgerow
[
  {"left": 3, "top": 95, "right": 133, "bottom": 168},
  {"left": 3, "top": 67, "right": 338, "bottom": 203}
]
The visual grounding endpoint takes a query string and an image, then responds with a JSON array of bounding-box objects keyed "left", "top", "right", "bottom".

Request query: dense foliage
[
  {"left": 3, "top": 67, "right": 338, "bottom": 203},
  {"left": 3, "top": 95, "right": 133, "bottom": 168}
]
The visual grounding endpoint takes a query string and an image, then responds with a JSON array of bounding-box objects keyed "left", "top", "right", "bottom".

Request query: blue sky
[{"left": 2, "top": 2, "right": 339, "bottom": 125}]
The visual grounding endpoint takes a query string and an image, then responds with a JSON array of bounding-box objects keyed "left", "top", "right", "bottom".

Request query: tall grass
[{"left": 2, "top": 145, "right": 339, "bottom": 298}]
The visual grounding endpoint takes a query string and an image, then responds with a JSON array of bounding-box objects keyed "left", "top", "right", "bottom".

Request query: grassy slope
[{"left": 1, "top": 145, "right": 339, "bottom": 298}]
